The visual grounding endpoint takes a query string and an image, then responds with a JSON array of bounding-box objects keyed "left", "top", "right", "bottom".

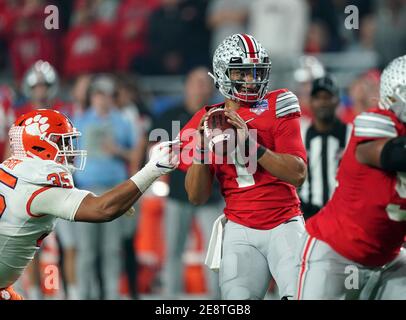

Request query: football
[{"left": 203, "top": 107, "right": 237, "bottom": 156}]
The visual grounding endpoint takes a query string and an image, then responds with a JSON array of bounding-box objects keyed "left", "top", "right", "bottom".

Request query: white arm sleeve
[{"left": 30, "top": 187, "right": 92, "bottom": 221}]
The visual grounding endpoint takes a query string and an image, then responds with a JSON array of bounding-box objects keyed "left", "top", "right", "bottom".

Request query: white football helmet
[
  {"left": 293, "top": 55, "right": 325, "bottom": 83},
  {"left": 210, "top": 34, "right": 272, "bottom": 103},
  {"left": 22, "top": 60, "right": 59, "bottom": 100},
  {"left": 380, "top": 55, "right": 406, "bottom": 122}
]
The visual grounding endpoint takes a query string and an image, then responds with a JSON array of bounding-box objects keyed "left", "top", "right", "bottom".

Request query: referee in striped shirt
[{"left": 299, "top": 76, "right": 352, "bottom": 219}]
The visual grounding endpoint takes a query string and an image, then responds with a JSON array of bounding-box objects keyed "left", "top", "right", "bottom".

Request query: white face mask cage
[
  {"left": 22, "top": 60, "right": 59, "bottom": 100},
  {"left": 387, "top": 84, "right": 406, "bottom": 123},
  {"left": 47, "top": 131, "right": 87, "bottom": 172},
  {"left": 224, "top": 63, "right": 271, "bottom": 102},
  {"left": 211, "top": 34, "right": 272, "bottom": 104},
  {"left": 379, "top": 55, "right": 406, "bottom": 117}
]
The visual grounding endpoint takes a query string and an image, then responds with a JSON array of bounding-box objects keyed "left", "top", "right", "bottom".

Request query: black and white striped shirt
[{"left": 299, "top": 119, "right": 352, "bottom": 219}]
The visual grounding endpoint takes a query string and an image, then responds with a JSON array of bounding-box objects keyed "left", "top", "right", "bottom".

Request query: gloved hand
[
  {"left": 130, "top": 140, "right": 180, "bottom": 193},
  {"left": 146, "top": 140, "right": 180, "bottom": 176}
]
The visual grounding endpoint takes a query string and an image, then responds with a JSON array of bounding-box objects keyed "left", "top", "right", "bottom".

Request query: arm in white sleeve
[{"left": 29, "top": 187, "right": 92, "bottom": 221}]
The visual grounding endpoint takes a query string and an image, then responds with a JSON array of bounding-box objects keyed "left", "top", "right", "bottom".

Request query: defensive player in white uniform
[{"left": 0, "top": 109, "right": 179, "bottom": 300}]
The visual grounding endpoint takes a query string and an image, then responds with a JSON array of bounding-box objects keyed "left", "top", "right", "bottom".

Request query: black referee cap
[{"left": 311, "top": 75, "right": 339, "bottom": 97}]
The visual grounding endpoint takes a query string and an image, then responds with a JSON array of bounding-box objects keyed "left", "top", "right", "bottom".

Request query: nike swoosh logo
[
  {"left": 156, "top": 163, "right": 174, "bottom": 170},
  {"left": 245, "top": 118, "right": 255, "bottom": 124}
]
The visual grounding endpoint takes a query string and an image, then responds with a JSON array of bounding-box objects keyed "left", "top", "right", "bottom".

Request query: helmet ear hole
[{"left": 32, "top": 146, "right": 45, "bottom": 152}]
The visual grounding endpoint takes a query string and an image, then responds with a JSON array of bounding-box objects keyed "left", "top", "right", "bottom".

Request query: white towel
[{"left": 205, "top": 214, "right": 227, "bottom": 272}]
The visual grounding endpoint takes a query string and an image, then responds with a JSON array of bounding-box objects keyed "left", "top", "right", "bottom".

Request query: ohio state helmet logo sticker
[{"left": 24, "top": 115, "right": 50, "bottom": 136}]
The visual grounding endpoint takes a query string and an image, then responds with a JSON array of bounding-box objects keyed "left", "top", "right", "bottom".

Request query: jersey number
[
  {"left": 231, "top": 145, "right": 255, "bottom": 188},
  {"left": 0, "top": 168, "right": 18, "bottom": 218},
  {"left": 47, "top": 173, "right": 73, "bottom": 188}
]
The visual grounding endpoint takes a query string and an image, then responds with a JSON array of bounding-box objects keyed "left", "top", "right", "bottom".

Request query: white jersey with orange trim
[{"left": 0, "top": 157, "right": 90, "bottom": 289}]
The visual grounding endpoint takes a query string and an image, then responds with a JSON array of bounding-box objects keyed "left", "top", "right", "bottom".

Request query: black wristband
[
  {"left": 257, "top": 144, "right": 267, "bottom": 160},
  {"left": 244, "top": 136, "right": 267, "bottom": 160},
  {"left": 244, "top": 136, "right": 251, "bottom": 154},
  {"left": 380, "top": 136, "right": 406, "bottom": 172}
]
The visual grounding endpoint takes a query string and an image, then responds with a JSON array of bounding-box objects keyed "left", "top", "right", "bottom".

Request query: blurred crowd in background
[{"left": 0, "top": 0, "right": 405, "bottom": 300}]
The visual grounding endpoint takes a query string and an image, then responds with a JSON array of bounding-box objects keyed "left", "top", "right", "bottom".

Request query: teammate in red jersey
[
  {"left": 296, "top": 55, "right": 406, "bottom": 300},
  {"left": 179, "top": 34, "right": 307, "bottom": 299},
  {"left": 16, "top": 60, "right": 74, "bottom": 118}
]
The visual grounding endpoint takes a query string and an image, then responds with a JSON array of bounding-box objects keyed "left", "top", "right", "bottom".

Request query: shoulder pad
[
  {"left": 354, "top": 111, "right": 398, "bottom": 138},
  {"left": 274, "top": 90, "right": 301, "bottom": 118},
  {"left": 2, "top": 158, "right": 73, "bottom": 186}
]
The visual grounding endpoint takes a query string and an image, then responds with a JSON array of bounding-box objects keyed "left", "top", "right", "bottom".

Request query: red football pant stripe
[{"left": 296, "top": 235, "right": 315, "bottom": 300}]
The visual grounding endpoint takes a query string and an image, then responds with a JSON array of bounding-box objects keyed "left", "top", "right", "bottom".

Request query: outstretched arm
[
  {"left": 74, "top": 180, "right": 142, "bottom": 222},
  {"left": 75, "top": 141, "right": 179, "bottom": 222},
  {"left": 31, "top": 141, "right": 179, "bottom": 223}
]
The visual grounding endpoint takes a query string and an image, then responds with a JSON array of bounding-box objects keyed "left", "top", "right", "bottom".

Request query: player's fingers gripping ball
[
  {"left": 224, "top": 109, "right": 249, "bottom": 143},
  {"left": 198, "top": 113, "right": 210, "bottom": 134},
  {"left": 203, "top": 107, "right": 237, "bottom": 156},
  {"left": 167, "top": 139, "right": 181, "bottom": 167}
]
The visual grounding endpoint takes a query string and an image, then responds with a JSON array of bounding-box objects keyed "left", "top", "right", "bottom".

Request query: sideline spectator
[{"left": 74, "top": 75, "right": 138, "bottom": 299}]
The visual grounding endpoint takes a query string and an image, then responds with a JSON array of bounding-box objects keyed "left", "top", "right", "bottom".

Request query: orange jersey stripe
[{"left": 0, "top": 168, "right": 18, "bottom": 189}]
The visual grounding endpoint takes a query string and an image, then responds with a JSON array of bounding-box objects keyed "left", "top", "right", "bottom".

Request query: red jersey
[
  {"left": 10, "top": 30, "right": 57, "bottom": 82},
  {"left": 307, "top": 108, "right": 406, "bottom": 266},
  {"left": 114, "top": 0, "right": 160, "bottom": 71},
  {"left": 179, "top": 89, "right": 307, "bottom": 230},
  {"left": 63, "top": 22, "right": 114, "bottom": 78}
]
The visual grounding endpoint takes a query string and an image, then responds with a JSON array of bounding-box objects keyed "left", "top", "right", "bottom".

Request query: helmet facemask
[
  {"left": 379, "top": 55, "right": 406, "bottom": 122},
  {"left": 23, "top": 60, "right": 59, "bottom": 101},
  {"left": 211, "top": 34, "right": 272, "bottom": 104},
  {"left": 386, "top": 84, "right": 406, "bottom": 123},
  {"left": 48, "top": 132, "right": 87, "bottom": 172},
  {"left": 225, "top": 61, "right": 271, "bottom": 102}
]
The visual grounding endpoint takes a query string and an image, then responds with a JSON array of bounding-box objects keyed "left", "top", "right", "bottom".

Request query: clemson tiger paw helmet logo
[
  {"left": 24, "top": 115, "right": 50, "bottom": 136},
  {"left": 0, "top": 289, "right": 11, "bottom": 300}
]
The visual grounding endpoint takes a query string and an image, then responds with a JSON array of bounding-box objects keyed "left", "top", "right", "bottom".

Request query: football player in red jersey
[
  {"left": 178, "top": 34, "right": 308, "bottom": 300},
  {"left": 16, "top": 60, "right": 73, "bottom": 118},
  {"left": 296, "top": 55, "right": 406, "bottom": 300}
]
